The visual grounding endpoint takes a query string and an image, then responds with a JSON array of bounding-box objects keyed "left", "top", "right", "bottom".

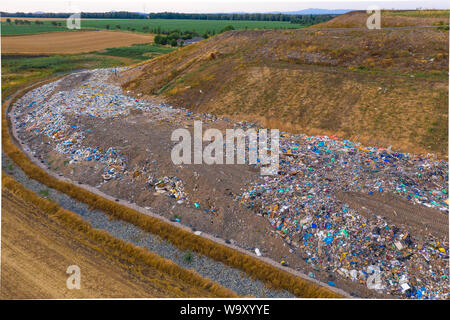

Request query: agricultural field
[
  {"left": 1, "top": 174, "right": 233, "bottom": 298},
  {"left": 1, "top": 43, "right": 174, "bottom": 97},
  {"left": 1, "top": 18, "right": 306, "bottom": 36},
  {"left": 97, "top": 43, "right": 174, "bottom": 60},
  {"left": 80, "top": 18, "right": 306, "bottom": 34},
  {"left": 1, "top": 29, "right": 172, "bottom": 96},
  {"left": 1, "top": 30, "right": 155, "bottom": 54}
]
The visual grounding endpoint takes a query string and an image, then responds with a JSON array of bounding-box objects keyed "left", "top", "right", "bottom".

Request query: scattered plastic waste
[
  {"left": 12, "top": 68, "right": 449, "bottom": 299},
  {"left": 236, "top": 134, "right": 449, "bottom": 299}
]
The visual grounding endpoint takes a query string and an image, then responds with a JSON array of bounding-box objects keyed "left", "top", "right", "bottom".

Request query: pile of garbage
[
  {"left": 236, "top": 134, "right": 449, "bottom": 299},
  {"left": 147, "top": 176, "right": 188, "bottom": 203},
  {"left": 12, "top": 68, "right": 189, "bottom": 179}
]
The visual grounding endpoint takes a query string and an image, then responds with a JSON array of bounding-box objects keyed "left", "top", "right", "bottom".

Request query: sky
[{"left": 1, "top": 0, "right": 449, "bottom": 13}]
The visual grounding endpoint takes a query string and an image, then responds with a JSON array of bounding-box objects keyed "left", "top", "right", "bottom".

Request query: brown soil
[
  {"left": 120, "top": 27, "right": 448, "bottom": 157},
  {"left": 0, "top": 18, "right": 144, "bottom": 21},
  {"left": 1, "top": 30, "right": 154, "bottom": 54},
  {"left": 314, "top": 10, "right": 450, "bottom": 28},
  {"left": 0, "top": 177, "right": 229, "bottom": 299},
  {"left": 336, "top": 191, "right": 449, "bottom": 238}
]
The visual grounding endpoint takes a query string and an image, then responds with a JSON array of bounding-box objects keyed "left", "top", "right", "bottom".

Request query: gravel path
[{"left": 2, "top": 153, "right": 294, "bottom": 298}]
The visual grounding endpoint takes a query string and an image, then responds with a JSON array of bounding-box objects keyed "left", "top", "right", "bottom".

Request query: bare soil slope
[
  {"left": 1, "top": 175, "right": 233, "bottom": 299},
  {"left": 121, "top": 27, "right": 448, "bottom": 157}
]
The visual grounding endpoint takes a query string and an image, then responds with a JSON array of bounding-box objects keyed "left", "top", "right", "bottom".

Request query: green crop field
[
  {"left": 1, "top": 42, "right": 176, "bottom": 97},
  {"left": 1, "top": 18, "right": 306, "bottom": 36},
  {"left": 1, "top": 21, "right": 73, "bottom": 35},
  {"left": 81, "top": 19, "right": 305, "bottom": 33}
]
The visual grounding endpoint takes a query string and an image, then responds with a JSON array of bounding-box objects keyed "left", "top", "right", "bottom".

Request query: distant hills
[{"left": 275, "top": 9, "right": 352, "bottom": 15}]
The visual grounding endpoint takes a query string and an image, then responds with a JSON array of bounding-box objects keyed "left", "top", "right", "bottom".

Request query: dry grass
[
  {"left": 1, "top": 30, "right": 155, "bottom": 54},
  {"left": 121, "top": 28, "right": 448, "bottom": 157},
  {"left": 2, "top": 173, "right": 235, "bottom": 298},
  {"left": 2, "top": 80, "right": 341, "bottom": 298},
  {"left": 313, "top": 10, "right": 450, "bottom": 28}
]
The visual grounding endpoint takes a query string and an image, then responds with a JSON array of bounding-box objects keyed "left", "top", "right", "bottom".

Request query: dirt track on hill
[
  {"left": 120, "top": 27, "right": 448, "bottom": 158},
  {"left": 336, "top": 191, "right": 449, "bottom": 238}
]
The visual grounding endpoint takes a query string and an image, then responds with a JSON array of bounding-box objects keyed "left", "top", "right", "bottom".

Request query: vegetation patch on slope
[
  {"left": 121, "top": 27, "right": 448, "bottom": 157},
  {"left": 313, "top": 10, "right": 449, "bottom": 28}
]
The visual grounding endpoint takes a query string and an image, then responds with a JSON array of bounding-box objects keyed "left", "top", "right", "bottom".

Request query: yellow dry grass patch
[
  {"left": 2, "top": 30, "right": 154, "bottom": 54},
  {"left": 313, "top": 10, "right": 450, "bottom": 28},
  {"left": 1, "top": 173, "right": 237, "bottom": 298}
]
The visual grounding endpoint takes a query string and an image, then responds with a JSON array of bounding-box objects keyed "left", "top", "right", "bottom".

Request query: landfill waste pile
[
  {"left": 12, "top": 68, "right": 198, "bottom": 182},
  {"left": 236, "top": 134, "right": 449, "bottom": 299},
  {"left": 10, "top": 68, "right": 449, "bottom": 299}
]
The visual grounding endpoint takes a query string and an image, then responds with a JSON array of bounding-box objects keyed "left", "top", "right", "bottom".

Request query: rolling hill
[
  {"left": 313, "top": 10, "right": 450, "bottom": 28},
  {"left": 120, "top": 24, "right": 448, "bottom": 157}
]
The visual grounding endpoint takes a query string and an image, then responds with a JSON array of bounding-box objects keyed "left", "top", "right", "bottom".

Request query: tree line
[
  {"left": 1, "top": 11, "right": 336, "bottom": 25},
  {"left": 0, "top": 11, "right": 147, "bottom": 19},
  {"left": 153, "top": 25, "right": 235, "bottom": 47},
  {"left": 147, "top": 12, "right": 337, "bottom": 24}
]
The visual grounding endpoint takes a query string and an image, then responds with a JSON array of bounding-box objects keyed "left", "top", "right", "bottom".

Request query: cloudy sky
[{"left": 2, "top": 0, "right": 449, "bottom": 13}]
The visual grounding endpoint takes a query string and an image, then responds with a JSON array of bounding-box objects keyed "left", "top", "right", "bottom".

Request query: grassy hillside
[
  {"left": 313, "top": 10, "right": 450, "bottom": 28},
  {"left": 121, "top": 27, "right": 448, "bottom": 157},
  {"left": 2, "top": 79, "right": 342, "bottom": 298}
]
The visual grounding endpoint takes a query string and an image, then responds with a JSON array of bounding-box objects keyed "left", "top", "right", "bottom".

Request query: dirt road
[
  {"left": 1, "top": 177, "right": 229, "bottom": 299},
  {"left": 2, "top": 30, "right": 154, "bottom": 54}
]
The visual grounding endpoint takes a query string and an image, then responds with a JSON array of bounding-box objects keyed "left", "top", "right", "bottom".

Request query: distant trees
[
  {"left": 154, "top": 34, "right": 167, "bottom": 45},
  {"left": 169, "top": 39, "right": 178, "bottom": 47},
  {"left": 154, "top": 30, "right": 198, "bottom": 46},
  {"left": 147, "top": 12, "right": 294, "bottom": 21},
  {"left": 220, "top": 25, "right": 235, "bottom": 33},
  {"left": 290, "top": 14, "right": 337, "bottom": 25},
  {"left": 13, "top": 19, "right": 32, "bottom": 25},
  {"left": 153, "top": 26, "right": 231, "bottom": 47}
]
